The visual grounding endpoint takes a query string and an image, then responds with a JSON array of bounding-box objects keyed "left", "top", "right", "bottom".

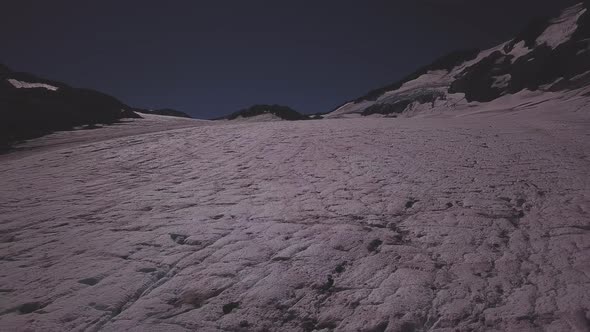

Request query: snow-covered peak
[
  {"left": 7, "top": 78, "right": 59, "bottom": 91},
  {"left": 536, "top": 3, "right": 587, "bottom": 49}
]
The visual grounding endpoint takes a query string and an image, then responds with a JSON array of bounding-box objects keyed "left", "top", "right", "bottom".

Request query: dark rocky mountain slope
[
  {"left": 328, "top": 2, "right": 590, "bottom": 118},
  {"left": 222, "top": 104, "right": 308, "bottom": 121},
  {"left": 0, "top": 65, "right": 141, "bottom": 147}
]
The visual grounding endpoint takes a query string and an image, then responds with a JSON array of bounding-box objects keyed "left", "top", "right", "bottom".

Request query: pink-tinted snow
[{"left": 1, "top": 93, "right": 589, "bottom": 331}]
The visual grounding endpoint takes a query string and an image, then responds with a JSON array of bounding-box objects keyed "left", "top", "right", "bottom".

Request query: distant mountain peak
[
  {"left": 223, "top": 104, "right": 307, "bottom": 121},
  {"left": 133, "top": 108, "right": 192, "bottom": 118}
]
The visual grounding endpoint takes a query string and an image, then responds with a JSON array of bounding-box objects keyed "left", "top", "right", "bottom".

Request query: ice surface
[
  {"left": 7, "top": 113, "right": 207, "bottom": 159},
  {"left": 7, "top": 78, "right": 59, "bottom": 91},
  {"left": 1, "top": 95, "right": 589, "bottom": 331}
]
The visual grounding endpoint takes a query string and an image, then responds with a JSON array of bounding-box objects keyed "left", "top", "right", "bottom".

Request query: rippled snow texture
[{"left": 1, "top": 105, "right": 589, "bottom": 331}]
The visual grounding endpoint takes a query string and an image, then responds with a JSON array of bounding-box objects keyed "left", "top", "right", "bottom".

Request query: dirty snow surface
[{"left": 1, "top": 105, "right": 589, "bottom": 332}]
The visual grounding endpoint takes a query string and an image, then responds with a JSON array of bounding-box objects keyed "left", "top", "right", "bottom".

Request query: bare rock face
[{"left": 0, "top": 92, "right": 588, "bottom": 331}]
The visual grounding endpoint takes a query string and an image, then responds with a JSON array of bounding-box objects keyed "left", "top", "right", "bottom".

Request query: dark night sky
[{"left": 0, "top": 0, "right": 579, "bottom": 119}]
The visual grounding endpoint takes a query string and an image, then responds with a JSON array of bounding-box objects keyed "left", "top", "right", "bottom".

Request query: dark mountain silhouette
[
  {"left": 0, "top": 65, "right": 141, "bottom": 148},
  {"left": 222, "top": 104, "right": 308, "bottom": 121}
]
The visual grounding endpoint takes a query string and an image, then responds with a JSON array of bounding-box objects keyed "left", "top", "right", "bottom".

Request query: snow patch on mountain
[
  {"left": 327, "top": 3, "right": 590, "bottom": 119},
  {"left": 328, "top": 100, "right": 374, "bottom": 118},
  {"left": 536, "top": 4, "right": 587, "bottom": 49},
  {"left": 506, "top": 41, "right": 531, "bottom": 63},
  {"left": 7, "top": 78, "right": 59, "bottom": 91},
  {"left": 492, "top": 74, "right": 512, "bottom": 89},
  {"left": 325, "top": 67, "right": 466, "bottom": 119}
]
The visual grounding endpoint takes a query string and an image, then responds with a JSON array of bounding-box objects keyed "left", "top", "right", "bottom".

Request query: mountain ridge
[
  {"left": 0, "top": 64, "right": 192, "bottom": 148},
  {"left": 220, "top": 104, "right": 309, "bottom": 121},
  {"left": 327, "top": 2, "right": 590, "bottom": 118}
]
